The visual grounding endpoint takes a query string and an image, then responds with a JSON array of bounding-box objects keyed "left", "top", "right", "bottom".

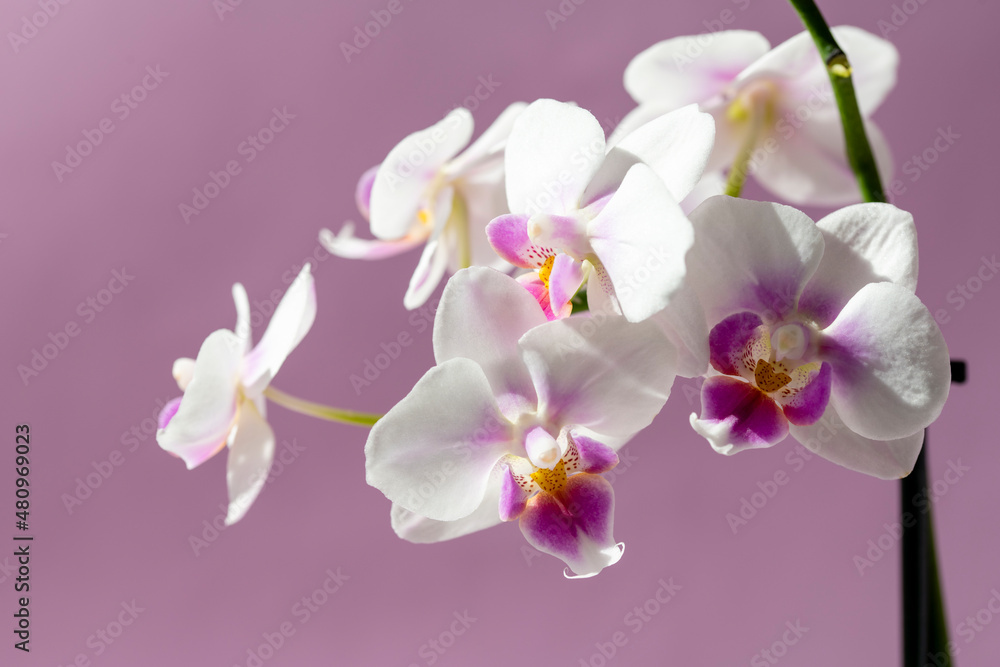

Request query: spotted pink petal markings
[
  {"left": 486, "top": 213, "right": 558, "bottom": 269},
  {"left": 691, "top": 311, "right": 832, "bottom": 454},
  {"left": 686, "top": 196, "right": 950, "bottom": 479},
  {"left": 365, "top": 267, "right": 677, "bottom": 577},
  {"left": 498, "top": 433, "right": 625, "bottom": 577}
]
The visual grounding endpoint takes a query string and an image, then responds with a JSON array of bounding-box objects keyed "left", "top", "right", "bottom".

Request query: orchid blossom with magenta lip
[
  {"left": 685, "top": 196, "right": 950, "bottom": 478},
  {"left": 487, "top": 98, "right": 715, "bottom": 323},
  {"left": 365, "top": 266, "right": 677, "bottom": 577},
  {"left": 320, "top": 103, "right": 525, "bottom": 309}
]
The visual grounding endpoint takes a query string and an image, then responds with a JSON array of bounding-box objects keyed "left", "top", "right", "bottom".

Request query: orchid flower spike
[
  {"left": 487, "top": 99, "right": 714, "bottom": 324},
  {"left": 320, "top": 103, "right": 526, "bottom": 309},
  {"left": 157, "top": 265, "right": 317, "bottom": 524},
  {"left": 365, "top": 267, "right": 677, "bottom": 577},
  {"left": 617, "top": 27, "right": 898, "bottom": 205},
  {"left": 686, "top": 196, "right": 950, "bottom": 479}
]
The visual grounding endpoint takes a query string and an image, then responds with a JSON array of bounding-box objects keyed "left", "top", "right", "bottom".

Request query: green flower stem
[
  {"left": 263, "top": 386, "right": 381, "bottom": 427},
  {"left": 787, "top": 0, "right": 886, "bottom": 202}
]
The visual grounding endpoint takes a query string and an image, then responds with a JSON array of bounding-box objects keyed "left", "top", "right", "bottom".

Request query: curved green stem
[
  {"left": 263, "top": 386, "right": 381, "bottom": 427},
  {"left": 787, "top": 0, "right": 886, "bottom": 202}
]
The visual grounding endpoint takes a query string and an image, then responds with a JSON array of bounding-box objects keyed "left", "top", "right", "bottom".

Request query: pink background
[{"left": 3, "top": 0, "right": 998, "bottom": 664}]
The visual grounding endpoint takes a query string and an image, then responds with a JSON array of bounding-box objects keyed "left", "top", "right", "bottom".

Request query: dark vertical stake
[
  {"left": 902, "top": 360, "right": 965, "bottom": 667},
  {"left": 901, "top": 436, "right": 930, "bottom": 665}
]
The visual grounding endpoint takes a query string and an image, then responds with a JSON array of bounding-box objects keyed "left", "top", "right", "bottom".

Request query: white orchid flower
[
  {"left": 320, "top": 103, "right": 525, "bottom": 309},
  {"left": 618, "top": 27, "right": 898, "bottom": 205},
  {"left": 685, "top": 196, "right": 950, "bottom": 478},
  {"left": 157, "top": 265, "right": 316, "bottom": 524},
  {"left": 486, "top": 98, "right": 715, "bottom": 324},
  {"left": 365, "top": 267, "right": 677, "bottom": 577}
]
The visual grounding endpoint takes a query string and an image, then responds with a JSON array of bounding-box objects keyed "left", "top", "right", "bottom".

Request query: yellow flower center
[
  {"left": 530, "top": 459, "right": 568, "bottom": 495},
  {"left": 754, "top": 359, "right": 792, "bottom": 393},
  {"left": 538, "top": 255, "right": 556, "bottom": 289}
]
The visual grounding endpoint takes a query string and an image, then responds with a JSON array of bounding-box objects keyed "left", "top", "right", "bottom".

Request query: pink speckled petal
[
  {"left": 690, "top": 375, "right": 789, "bottom": 455},
  {"left": 486, "top": 214, "right": 556, "bottom": 269},
  {"left": 519, "top": 474, "right": 623, "bottom": 578}
]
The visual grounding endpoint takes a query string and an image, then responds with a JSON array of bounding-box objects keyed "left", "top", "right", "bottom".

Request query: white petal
[
  {"left": 172, "top": 357, "right": 196, "bottom": 392},
  {"left": 505, "top": 99, "right": 606, "bottom": 216},
  {"left": 157, "top": 330, "right": 243, "bottom": 470},
  {"left": 702, "top": 100, "right": 745, "bottom": 175},
  {"left": 390, "top": 474, "right": 504, "bottom": 543},
  {"left": 446, "top": 102, "right": 527, "bottom": 177},
  {"left": 741, "top": 28, "right": 896, "bottom": 118},
  {"left": 365, "top": 358, "right": 516, "bottom": 521},
  {"left": 452, "top": 175, "right": 514, "bottom": 272},
  {"left": 687, "top": 196, "right": 823, "bottom": 324},
  {"left": 403, "top": 236, "right": 450, "bottom": 310},
  {"left": 224, "top": 401, "right": 276, "bottom": 525},
  {"left": 625, "top": 31, "right": 772, "bottom": 107},
  {"left": 680, "top": 171, "right": 726, "bottom": 215},
  {"left": 585, "top": 262, "right": 622, "bottom": 318},
  {"left": 799, "top": 203, "right": 918, "bottom": 327},
  {"left": 232, "top": 283, "right": 251, "bottom": 352},
  {"left": 822, "top": 282, "right": 950, "bottom": 440},
  {"left": 426, "top": 184, "right": 456, "bottom": 243},
  {"left": 607, "top": 102, "right": 672, "bottom": 148},
  {"left": 433, "top": 267, "right": 545, "bottom": 414},
  {"left": 318, "top": 223, "right": 426, "bottom": 260},
  {"left": 649, "top": 281, "right": 709, "bottom": 378},
  {"left": 789, "top": 405, "right": 923, "bottom": 479},
  {"left": 519, "top": 316, "right": 676, "bottom": 440},
  {"left": 867, "top": 120, "right": 897, "bottom": 196},
  {"left": 584, "top": 104, "right": 715, "bottom": 204},
  {"left": 242, "top": 264, "right": 317, "bottom": 396},
  {"left": 370, "top": 108, "right": 474, "bottom": 240},
  {"left": 752, "top": 116, "right": 892, "bottom": 207},
  {"left": 588, "top": 164, "right": 694, "bottom": 322},
  {"left": 737, "top": 29, "right": 819, "bottom": 84}
]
